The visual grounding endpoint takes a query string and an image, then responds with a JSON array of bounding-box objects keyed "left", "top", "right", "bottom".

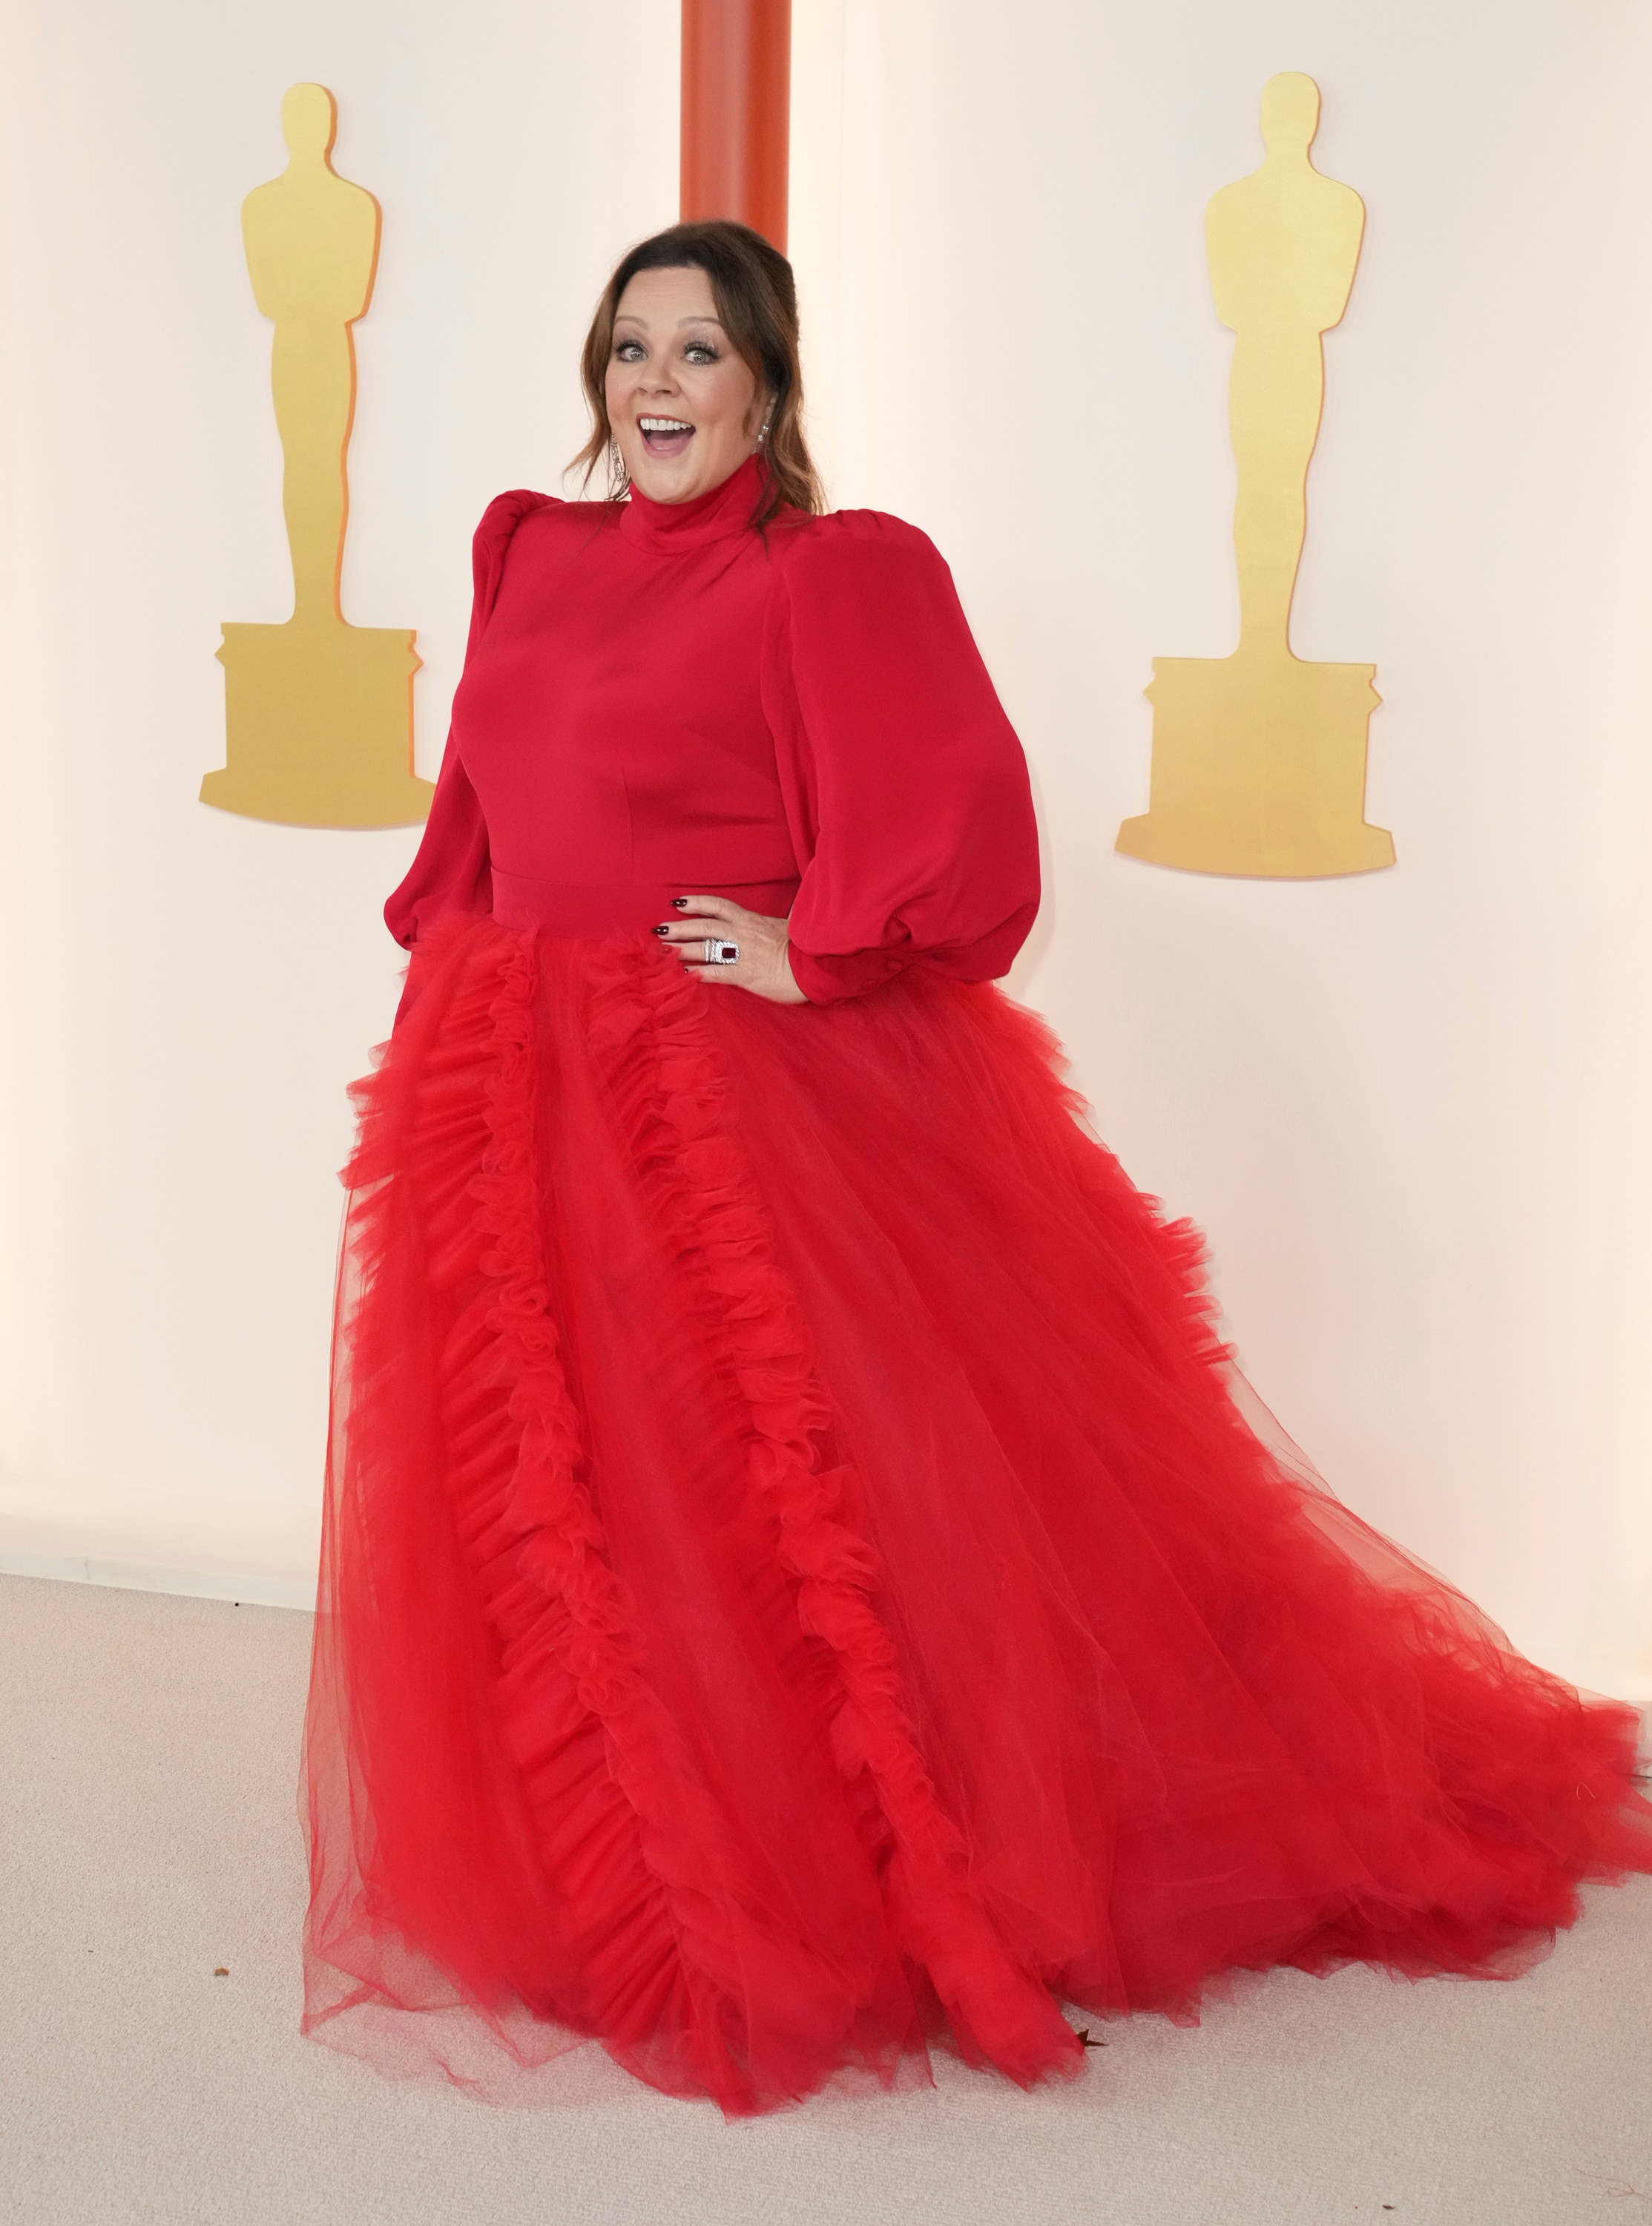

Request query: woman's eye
[
  {"left": 683, "top": 343, "right": 718, "bottom": 364},
  {"left": 614, "top": 340, "right": 645, "bottom": 363}
]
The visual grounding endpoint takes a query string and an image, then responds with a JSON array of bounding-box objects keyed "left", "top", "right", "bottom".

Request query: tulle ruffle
[{"left": 303, "top": 918, "right": 1652, "bottom": 2113}]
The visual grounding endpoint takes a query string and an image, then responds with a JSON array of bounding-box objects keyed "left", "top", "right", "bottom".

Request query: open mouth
[{"left": 639, "top": 415, "right": 695, "bottom": 461}]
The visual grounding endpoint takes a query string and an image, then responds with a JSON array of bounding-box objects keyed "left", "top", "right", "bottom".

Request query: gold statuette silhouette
[
  {"left": 1117, "top": 73, "right": 1395, "bottom": 878},
  {"left": 200, "top": 84, "right": 431, "bottom": 829}
]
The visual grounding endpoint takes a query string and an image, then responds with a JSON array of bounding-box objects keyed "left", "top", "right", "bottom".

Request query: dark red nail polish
[
  {"left": 654, "top": 923, "right": 670, "bottom": 936},
  {"left": 673, "top": 896, "right": 690, "bottom": 910}
]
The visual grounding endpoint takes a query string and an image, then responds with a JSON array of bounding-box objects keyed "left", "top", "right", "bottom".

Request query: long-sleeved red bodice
[{"left": 386, "top": 453, "right": 1040, "bottom": 1004}]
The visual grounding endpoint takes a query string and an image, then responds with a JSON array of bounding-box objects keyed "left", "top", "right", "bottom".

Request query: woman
[{"left": 303, "top": 220, "right": 1651, "bottom": 2115}]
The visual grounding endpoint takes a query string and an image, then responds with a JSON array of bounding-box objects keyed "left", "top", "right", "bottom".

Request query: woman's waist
[{"left": 490, "top": 870, "right": 800, "bottom": 936}]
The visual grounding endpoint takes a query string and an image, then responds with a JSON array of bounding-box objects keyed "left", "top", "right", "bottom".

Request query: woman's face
[{"left": 605, "top": 266, "right": 767, "bottom": 505}]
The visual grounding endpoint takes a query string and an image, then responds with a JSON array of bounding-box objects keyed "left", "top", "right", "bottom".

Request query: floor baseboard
[{"left": 0, "top": 1551, "right": 312, "bottom": 1612}]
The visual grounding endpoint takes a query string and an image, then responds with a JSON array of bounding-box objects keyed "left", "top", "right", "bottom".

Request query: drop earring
[{"left": 608, "top": 437, "right": 628, "bottom": 499}]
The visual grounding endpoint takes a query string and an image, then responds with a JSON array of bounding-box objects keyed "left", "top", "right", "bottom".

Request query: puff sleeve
[
  {"left": 384, "top": 490, "right": 553, "bottom": 952},
  {"left": 762, "top": 513, "right": 1040, "bottom": 1004}
]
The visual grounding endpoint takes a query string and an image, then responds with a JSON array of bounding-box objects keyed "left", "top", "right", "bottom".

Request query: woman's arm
[
  {"left": 759, "top": 511, "right": 1039, "bottom": 1005},
  {"left": 383, "top": 489, "right": 555, "bottom": 1013}
]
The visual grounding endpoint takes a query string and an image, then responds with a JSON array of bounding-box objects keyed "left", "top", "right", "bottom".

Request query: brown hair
[{"left": 573, "top": 220, "right": 823, "bottom": 531}]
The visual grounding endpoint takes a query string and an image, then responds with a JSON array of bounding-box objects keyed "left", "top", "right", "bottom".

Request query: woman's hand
[{"left": 656, "top": 895, "right": 808, "bottom": 1005}]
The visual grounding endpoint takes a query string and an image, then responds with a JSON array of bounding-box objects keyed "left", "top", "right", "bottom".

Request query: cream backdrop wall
[{"left": 1, "top": 0, "right": 1648, "bottom": 1698}]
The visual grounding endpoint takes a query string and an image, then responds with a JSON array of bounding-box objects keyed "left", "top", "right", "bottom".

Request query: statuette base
[
  {"left": 203, "top": 619, "right": 431, "bottom": 830},
  {"left": 1116, "top": 649, "right": 1395, "bottom": 879}
]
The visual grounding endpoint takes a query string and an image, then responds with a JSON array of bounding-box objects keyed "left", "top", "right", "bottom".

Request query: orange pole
[{"left": 680, "top": 0, "right": 791, "bottom": 252}]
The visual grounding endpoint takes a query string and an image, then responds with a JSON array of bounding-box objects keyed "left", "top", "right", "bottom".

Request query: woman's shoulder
[
  {"left": 772, "top": 504, "right": 943, "bottom": 570},
  {"left": 470, "top": 490, "right": 619, "bottom": 598},
  {"left": 474, "top": 488, "right": 619, "bottom": 551},
  {"left": 767, "top": 508, "right": 949, "bottom": 619},
  {"left": 766, "top": 506, "right": 955, "bottom": 622}
]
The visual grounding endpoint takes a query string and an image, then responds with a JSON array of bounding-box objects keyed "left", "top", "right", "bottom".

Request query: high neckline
[{"left": 619, "top": 452, "right": 766, "bottom": 554}]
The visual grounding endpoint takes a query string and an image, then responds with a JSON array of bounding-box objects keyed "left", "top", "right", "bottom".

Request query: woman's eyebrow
[{"left": 613, "top": 311, "right": 725, "bottom": 333}]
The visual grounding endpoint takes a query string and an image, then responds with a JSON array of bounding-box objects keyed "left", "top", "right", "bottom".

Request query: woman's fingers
[
  {"left": 654, "top": 894, "right": 749, "bottom": 945},
  {"left": 651, "top": 899, "right": 806, "bottom": 1005},
  {"left": 675, "top": 893, "right": 748, "bottom": 921}
]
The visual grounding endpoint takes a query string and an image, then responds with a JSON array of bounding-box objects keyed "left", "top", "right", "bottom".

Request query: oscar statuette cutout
[
  {"left": 1117, "top": 73, "right": 1395, "bottom": 878},
  {"left": 200, "top": 84, "right": 432, "bottom": 830}
]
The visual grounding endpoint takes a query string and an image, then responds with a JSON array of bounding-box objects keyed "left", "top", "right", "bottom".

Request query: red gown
[{"left": 303, "top": 453, "right": 1651, "bottom": 2113}]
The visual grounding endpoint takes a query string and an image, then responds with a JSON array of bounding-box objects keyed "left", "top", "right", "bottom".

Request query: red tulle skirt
[{"left": 302, "top": 918, "right": 1651, "bottom": 2113}]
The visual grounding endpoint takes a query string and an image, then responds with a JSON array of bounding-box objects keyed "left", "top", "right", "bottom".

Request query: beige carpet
[{"left": 2, "top": 1572, "right": 1648, "bottom": 2226}]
